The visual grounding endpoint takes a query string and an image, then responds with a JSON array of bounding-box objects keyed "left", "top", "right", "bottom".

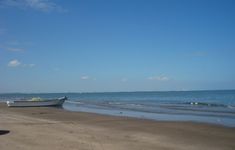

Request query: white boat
[{"left": 6, "top": 96, "right": 67, "bottom": 107}]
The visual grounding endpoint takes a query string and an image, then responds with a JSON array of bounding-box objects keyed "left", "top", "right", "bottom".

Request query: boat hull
[{"left": 6, "top": 97, "right": 67, "bottom": 107}]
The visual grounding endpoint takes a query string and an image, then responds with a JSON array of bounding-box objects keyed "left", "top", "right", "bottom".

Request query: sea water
[{"left": 1, "top": 90, "right": 235, "bottom": 127}]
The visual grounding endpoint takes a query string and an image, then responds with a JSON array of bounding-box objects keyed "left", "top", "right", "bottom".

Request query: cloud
[
  {"left": 8, "top": 59, "right": 21, "bottom": 67},
  {"left": 6, "top": 40, "right": 34, "bottom": 46},
  {"left": 7, "top": 59, "right": 35, "bottom": 68},
  {"left": 0, "top": 45, "right": 25, "bottom": 52},
  {"left": 2, "top": 40, "right": 33, "bottom": 52},
  {"left": 147, "top": 75, "right": 169, "bottom": 81},
  {"left": 80, "top": 75, "right": 96, "bottom": 81},
  {"left": 0, "top": 42, "right": 27, "bottom": 55},
  {"left": 81, "top": 76, "right": 90, "bottom": 80},
  {"left": 0, "top": 0, "right": 66, "bottom": 12}
]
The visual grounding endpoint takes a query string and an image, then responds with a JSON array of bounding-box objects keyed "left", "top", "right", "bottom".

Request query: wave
[
  {"left": 183, "top": 102, "right": 228, "bottom": 107},
  {"left": 65, "top": 100, "right": 83, "bottom": 105}
]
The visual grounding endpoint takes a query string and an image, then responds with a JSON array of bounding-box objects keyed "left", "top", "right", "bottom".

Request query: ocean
[{"left": 1, "top": 90, "right": 235, "bottom": 127}]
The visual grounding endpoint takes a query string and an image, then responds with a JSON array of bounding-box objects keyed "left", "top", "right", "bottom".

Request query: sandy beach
[{"left": 0, "top": 103, "right": 235, "bottom": 150}]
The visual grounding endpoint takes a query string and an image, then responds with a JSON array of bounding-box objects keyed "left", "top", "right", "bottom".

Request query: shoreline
[
  {"left": 63, "top": 104, "right": 235, "bottom": 128},
  {"left": 1, "top": 102, "right": 235, "bottom": 150}
]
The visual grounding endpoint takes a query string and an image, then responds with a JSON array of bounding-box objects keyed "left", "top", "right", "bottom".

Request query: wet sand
[{"left": 0, "top": 103, "right": 235, "bottom": 150}]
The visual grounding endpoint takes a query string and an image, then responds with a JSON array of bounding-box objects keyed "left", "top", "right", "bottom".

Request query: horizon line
[{"left": 0, "top": 89, "right": 235, "bottom": 94}]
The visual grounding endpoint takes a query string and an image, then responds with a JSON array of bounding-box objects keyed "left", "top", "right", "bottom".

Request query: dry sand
[{"left": 0, "top": 103, "right": 235, "bottom": 150}]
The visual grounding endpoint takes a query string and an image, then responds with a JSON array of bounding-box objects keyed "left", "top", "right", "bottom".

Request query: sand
[{"left": 0, "top": 103, "right": 235, "bottom": 150}]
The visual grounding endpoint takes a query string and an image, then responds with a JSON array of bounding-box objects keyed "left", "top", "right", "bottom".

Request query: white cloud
[
  {"left": 81, "top": 76, "right": 89, "bottom": 80},
  {"left": 81, "top": 76, "right": 96, "bottom": 81},
  {"left": 7, "top": 59, "right": 35, "bottom": 68},
  {"left": 1, "top": 0, "right": 66, "bottom": 12},
  {"left": 8, "top": 59, "right": 21, "bottom": 67},
  {"left": 148, "top": 75, "right": 169, "bottom": 81}
]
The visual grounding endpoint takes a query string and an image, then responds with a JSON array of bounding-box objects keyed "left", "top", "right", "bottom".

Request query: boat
[{"left": 6, "top": 96, "right": 67, "bottom": 107}]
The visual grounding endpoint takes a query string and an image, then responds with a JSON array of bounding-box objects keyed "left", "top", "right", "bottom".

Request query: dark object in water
[{"left": 0, "top": 130, "right": 10, "bottom": 135}]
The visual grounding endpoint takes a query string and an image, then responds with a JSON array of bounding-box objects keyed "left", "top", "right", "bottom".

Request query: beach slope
[{"left": 0, "top": 103, "right": 235, "bottom": 150}]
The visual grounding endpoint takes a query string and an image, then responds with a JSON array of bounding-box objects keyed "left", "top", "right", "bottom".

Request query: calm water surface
[{"left": 1, "top": 90, "right": 235, "bottom": 127}]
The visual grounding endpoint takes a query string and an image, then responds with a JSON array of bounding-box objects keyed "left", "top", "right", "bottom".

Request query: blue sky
[{"left": 0, "top": 0, "right": 235, "bottom": 93}]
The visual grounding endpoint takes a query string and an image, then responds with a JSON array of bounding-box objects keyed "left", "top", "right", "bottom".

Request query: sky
[{"left": 0, "top": 0, "right": 235, "bottom": 93}]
